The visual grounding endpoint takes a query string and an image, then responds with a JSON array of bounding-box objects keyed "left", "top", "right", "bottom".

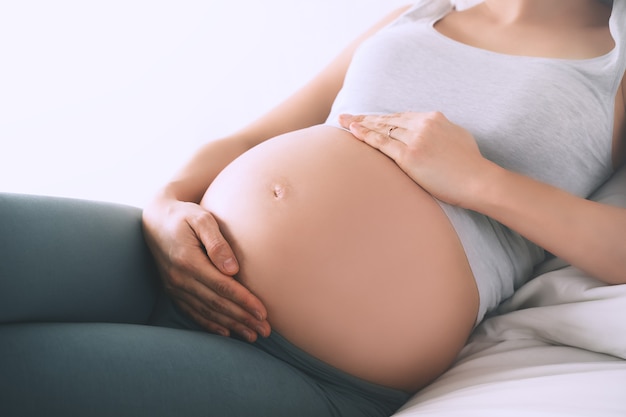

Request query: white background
[{"left": 0, "top": 0, "right": 412, "bottom": 207}]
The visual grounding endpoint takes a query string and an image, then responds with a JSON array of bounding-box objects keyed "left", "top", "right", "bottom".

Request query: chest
[{"left": 337, "top": 25, "right": 616, "bottom": 196}]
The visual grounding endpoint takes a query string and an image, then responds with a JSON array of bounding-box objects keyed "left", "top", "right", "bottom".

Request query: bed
[{"left": 392, "top": 164, "right": 626, "bottom": 416}]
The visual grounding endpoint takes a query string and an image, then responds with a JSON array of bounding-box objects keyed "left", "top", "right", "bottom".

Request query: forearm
[
  {"left": 152, "top": 5, "right": 411, "bottom": 206},
  {"left": 156, "top": 137, "right": 250, "bottom": 204},
  {"left": 153, "top": 65, "right": 347, "bottom": 205},
  {"left": 467, "top": 164, "right": 626, "bottom": 284}
]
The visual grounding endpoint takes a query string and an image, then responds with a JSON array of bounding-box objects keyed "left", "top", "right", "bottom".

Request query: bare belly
[{"left": 201, "top": 125, "right": 479, "bottom": 392}]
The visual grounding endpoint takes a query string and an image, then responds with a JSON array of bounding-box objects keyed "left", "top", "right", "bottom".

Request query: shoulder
[
  {"left": 397, "top": 0, "right": 454, "bottom": 23},
  {"left": 618, "top": 73, "right": 626, "bottom": 165},
  {"left": 619, "top": 73, "right": 626, "bottom": 168}
]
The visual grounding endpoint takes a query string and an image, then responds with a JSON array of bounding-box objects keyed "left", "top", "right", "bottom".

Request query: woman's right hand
[{"left": 142, "top": 198, "right": 270, "bottom": 342}]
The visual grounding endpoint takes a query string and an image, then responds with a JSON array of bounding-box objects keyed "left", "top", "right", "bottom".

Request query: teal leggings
[{"left": 0, "top": 193, "right": 409, "bottom": 417}]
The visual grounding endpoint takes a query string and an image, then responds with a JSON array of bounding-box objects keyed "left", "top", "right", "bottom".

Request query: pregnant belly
[{"left": 201, "top": 125, "right": 479, "bottom": 392}]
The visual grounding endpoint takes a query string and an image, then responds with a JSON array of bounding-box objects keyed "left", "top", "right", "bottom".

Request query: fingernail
[
  {"left": 255, "top": 326, "right": 267, "bottom": 338},
  {"left": 254, "top": 310, "right": 265, "bottom": 321},
  {"left": 223, "top": 258, "right": 237, "bottom": 274},
  {"left": 242, "top": 329, "right": 255, "bottom": 342}
]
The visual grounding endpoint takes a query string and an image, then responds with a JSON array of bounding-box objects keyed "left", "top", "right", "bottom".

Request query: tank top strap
[
  {"left": 609, "top": 0, "right": 626, "bottom": 90},
  {"left": 391, "top": 0, "right": 452, "bottom": 27}
]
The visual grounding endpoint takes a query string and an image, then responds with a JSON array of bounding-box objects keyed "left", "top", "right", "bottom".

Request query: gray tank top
[{"left": 326, "top": 0, "right": 626, "bottom": 322}]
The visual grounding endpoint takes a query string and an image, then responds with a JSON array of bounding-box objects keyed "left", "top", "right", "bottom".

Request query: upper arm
[
  {"left": 306, "top": 4, "right": 414, "bottom": 115},
  {"left": 235, "top": 5, "right": 413, "bottom": 149},
  {"left": 613, "top": 73, "right": 626, "bottom": 169},
  {"left": 164, "top": 5, "right": 414, "bottom": 202}
]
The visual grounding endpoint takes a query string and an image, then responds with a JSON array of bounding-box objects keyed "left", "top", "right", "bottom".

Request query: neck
[{"left": 480, "top": 0, "right": 610, "bottom": 26}]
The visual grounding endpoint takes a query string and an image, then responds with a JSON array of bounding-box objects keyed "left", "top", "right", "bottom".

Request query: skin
[
  {"left": 197, "top": 123, "right": 480, "bottom": 391},
  {"left": 142, "top": 0, "right": 626, "bottom": 344}
]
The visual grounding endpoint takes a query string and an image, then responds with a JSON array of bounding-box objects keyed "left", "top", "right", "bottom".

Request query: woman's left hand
[{"left": 339, "top": 111, "right": 495, "bottom": 208}]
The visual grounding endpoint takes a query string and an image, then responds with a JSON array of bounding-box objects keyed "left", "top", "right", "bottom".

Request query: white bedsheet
[
  {"left": 393, "top": 167, "right": 626, "bottom": 416},
  {"left": 394, "top": 266, "right": 626, "bottom": 417}
]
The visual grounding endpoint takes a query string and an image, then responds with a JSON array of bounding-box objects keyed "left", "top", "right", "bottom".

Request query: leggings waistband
[
  {"left": 254, "top": 331, "right": 411, "bottom": 416},
  {"left": 152, "top": 295, "right": 410, "bottom": 416}
]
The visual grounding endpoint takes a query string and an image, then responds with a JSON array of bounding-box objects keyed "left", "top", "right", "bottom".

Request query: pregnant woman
[{"left": 2, "top": 0, "right": 625, "bottom": 416}]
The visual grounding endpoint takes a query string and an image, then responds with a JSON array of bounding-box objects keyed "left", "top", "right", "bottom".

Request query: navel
[{"left": 272, "top": 183, "right": 287, "bottom": 200}]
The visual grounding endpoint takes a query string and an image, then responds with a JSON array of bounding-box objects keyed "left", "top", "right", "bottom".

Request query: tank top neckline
[{"left": 426, "top": 7, "right": 617, "bottom": 66}]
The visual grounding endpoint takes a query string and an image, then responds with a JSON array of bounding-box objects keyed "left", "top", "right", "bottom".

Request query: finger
[
  {"left": 167, "top": 222, "right": 270, "bottom": 328},
  {"left": 348, "top": 122, "right": 404, "bottom": 162},
  {"left": 338, "top": 113, "right": 365, "bottom": 129},
  {"left": 357, "top": 115, "right": 415, "bottom": 139},
  {"left": 342, "top": 112, "right": 413, "bottom": 131},
  {"left": 340, "top": 114, "right": 414, "bottom": 146},
  {"left": 183, "top": 212, "right": 268, "bottom": 321},
  {"left": 176, "top": 294, "right": 269, "bottom": 342},
  {"left": 187, "top": 211, "right": 239, "bottom": 276},
  {"left": 163, "top": 237, "right": 268, "bottom": 324},
  {"left": 339, "top": 113, "right": 398, "bottom": 131},
  {"left": 181, "top": 252, "right": 269, "bottom": 323},
  {"left": 175, "top": 294, "right": 270, "bottom": 342},
  {"left": 167, "top": 267, "right": 271, "bottom": 337},
  {"left": 175, "top": 297, "right": 231, "bottom": 337}
]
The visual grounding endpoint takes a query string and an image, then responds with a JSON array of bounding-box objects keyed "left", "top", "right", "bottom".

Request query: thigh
[
  {"left": 0, "top": 323, "right": 341, "bottom": 417},
  {"left": 0, "top": 193, "right": 159, "bottom": 324}
]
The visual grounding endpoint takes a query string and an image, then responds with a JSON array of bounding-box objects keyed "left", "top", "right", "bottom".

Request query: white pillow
[{"left": 589, "top": 165, "right": 626, "bottom": 207}]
